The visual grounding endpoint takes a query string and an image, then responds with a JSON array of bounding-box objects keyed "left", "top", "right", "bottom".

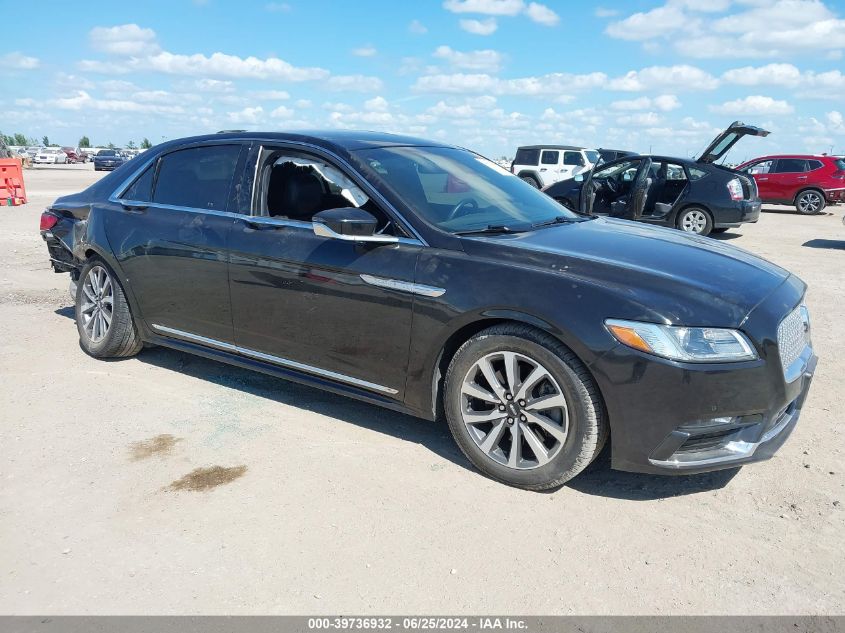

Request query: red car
[{"left": 737, "top": 154, "right": 845, "bottom": 214}]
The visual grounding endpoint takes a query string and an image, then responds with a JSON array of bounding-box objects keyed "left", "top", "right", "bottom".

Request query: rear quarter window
[
  {"left": 514, "top": 148, "right": 540, "bottom": 166},
  {"left": 687, "top": 167, "right": 709, "bottom": 180},
  {"left": 807, "top": 160, "right": 823, "bottom": 171}
]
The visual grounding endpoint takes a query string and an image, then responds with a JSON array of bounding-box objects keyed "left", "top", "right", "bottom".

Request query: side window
[
  {"left": 687, "top": 167, "right": 708, "bottom": 180},
  {"left": 257, "top": 150, "right": 399, "bottom": 235},
  {"left": 744, "top": 160, "right": 773, "bottom": 175},
  {"left": 595, "top": 159, "right": 641, "bottom": 182},
  {"left": 773, "top": 159, "right": 807, "bottom": 174},
  {"left": 807, "top": 160, "right": 823, "bottom": 171},
  {"left": 563, "top": 151, "right": 584, "bottom": 166},
  {"left": 514, "top": 148, "right": 539, "bottom": 166},
  {"left": 541, "top": 150, "right": 559, "bottom": 165},
  {"left": 665, "top": 163, "right": 687, "bottom": 181},
  {"left": 153, "top": 145, "right": 241, "bottom": 210},
  {"left": 121, "top": 161, "right": 156, "bottom": 202}
]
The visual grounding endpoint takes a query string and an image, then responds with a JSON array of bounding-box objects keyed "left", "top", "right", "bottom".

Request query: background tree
[
  {"left": 78, "top": 136, "right": 90, "bottom": 148},
  {"left": 140, "top": 138, "right": 152, "bottom": 149},
  {"left": 41, "top": 135, "right": 49, "bottom": 147},
  {"left": 107, "top": 142, "right": 116, "bottom": 149},
  {"left": 126, "top": 140, "right": 137, "bottom": 150},
  {"left": 13, "top": 133, "right": 28, "bottom": 146}
]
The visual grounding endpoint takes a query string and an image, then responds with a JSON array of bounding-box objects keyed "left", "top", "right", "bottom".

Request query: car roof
[
  {"left": 161, "top": 130, "right": 454, "bottom": 156},
  {"left": 742, "top": 154, "right": 833, "bottom": 161},
  {"left": 516, "top": 145, "right": 585, "bottom": 151}
]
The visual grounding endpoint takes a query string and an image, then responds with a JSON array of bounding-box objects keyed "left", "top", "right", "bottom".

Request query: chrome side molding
[
  {"left": 359, "top": 274, "right": 446, "bottom": 298},
  {"left": 151, "top": 324, "right": 399, "bottom": 395}
]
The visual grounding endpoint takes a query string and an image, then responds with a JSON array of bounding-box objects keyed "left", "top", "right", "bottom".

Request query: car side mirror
[{"left": 312, "top": 207, "right": 398, "bottom": 243}]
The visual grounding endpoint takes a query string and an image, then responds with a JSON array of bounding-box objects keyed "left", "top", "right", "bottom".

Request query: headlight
[{"left": 605, "top": 319, "right": 757, "bottom": 363}]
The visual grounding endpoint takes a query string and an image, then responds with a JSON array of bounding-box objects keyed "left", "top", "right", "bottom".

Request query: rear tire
[
  {"left": 75, "top": 258, "right": 142, "bottom": 359},
  {"left": 795, "top": 190, "right": 825, "bottom": 215},
  {"left": 520, "top": 175, "right": 540, "bottom": 188},
  {"left": 443, "top": 324, "right": 607, "bottom": 490},
  {"left": 676, "top": 206, "right": 713, "bottom": 236}
]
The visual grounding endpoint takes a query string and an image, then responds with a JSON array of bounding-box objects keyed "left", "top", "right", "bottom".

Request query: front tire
[
  {"left": 443, "top": 324, "right": 607, "bottom": 490},
  {"left": 677, "top": 206, "right": 713, "bottom": 236},
  {"left": 795, "top": 190, "right": 825, "bottom": 215},
  {"left": 76, "top": 258, "right": 142, "bottom": 359}
]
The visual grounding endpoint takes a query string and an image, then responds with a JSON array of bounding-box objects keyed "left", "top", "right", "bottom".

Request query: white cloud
[
  {"left": 605, "top": 5, "right": 688, "bottom": 41},
  {"left": 524, "top": 3, "right": 559, "bottom": 25},
  {"left": 710, "top": 95, "right": 795, "bottom": 115},
  {"left": 270, "top": 105, "right": 295, "bottom": 119},
  {"left": 265, "top": 2, "right": 291, "bottom": 12},
  {"left": 365, "top": 96, "right": 389, "bottom": 112},
  {"left": 413, "top": 71, "right": 606, "bottom": 96},
  {"left": 616, "top": 112, "right": 663, "bottom": 127},
  {"left": 459, "top": 18, "right": 498, "bottom": 35},
  {"left": 826, "top": 110, "right": 844, "bottom": 132},
  {"left": 352, "top": 45, "right": 377, "bottom": 57},
  {"left": 409, "top": 19, "right": 428, "bottom": 34},
  {"left": 607, "top": 65, "right": 719, "bottom": 91},
  {"left": 443, "top": 0, "right": 525, "bottom": 16},
  {"left": 89, "top": 24, "right": 160, "bottom": 56},
  {"left": 0, "top": 52, "right": 40, "bottom": 70},
  {"left": 228, "top": 106, "right": 264, "bottom": 124},
  {"left": 193, "top": 78, "right": 235, "bottom": 92},
  {"left": 722, "top": 63, "right": 802, "bottom": 87},
  {"left": 326, "top": 74, "right": 384, "bottom": 92},
  {"left": 433, "top": 45, "right": 504, "bottom": 71},
  {"left": 251, "top": 89, "right": 290, "bottom": 100},
  {"left": 144, "top": 51, "right": 328, "bottom": 81},
  {"left": 611, "top": 94, "right": 680, "bottom": 111},
  {"left": 53, "top": 90, "right": 184, "bottom": 115}
]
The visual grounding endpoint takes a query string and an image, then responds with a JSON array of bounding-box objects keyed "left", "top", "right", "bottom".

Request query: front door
[
  {"left": 580, "top": 157, "right": 647, "bottom": 218},
  {"left": 742, "top": 159, "right": 776, "bottom": 201},
  {"left": 107, "top": 142, "right": 246, "bottom": 343},
  {"left": 227, "top": 146, "right": 421, "bottom": 398}
]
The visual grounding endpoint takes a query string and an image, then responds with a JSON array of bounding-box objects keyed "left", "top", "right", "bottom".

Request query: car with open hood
[
  {"left": 38, "top": 130, "right": 815, "bottom": 490},
  {"left": 542, "top": 122, "right": 770, "bottom": 237}
]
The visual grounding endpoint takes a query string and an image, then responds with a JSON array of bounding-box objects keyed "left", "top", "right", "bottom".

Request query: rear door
[
  {"left": 768, "top": 158, "right": 809, "bottom": 202},
  {"left": 538, "top": 149, "right": 560, "bottom": 186},
  {"left": 109, "top": 142, "right": 247, "bottom": 343}
]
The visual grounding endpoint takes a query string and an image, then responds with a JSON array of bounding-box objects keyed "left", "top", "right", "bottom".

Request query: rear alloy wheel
[
  {"left": 795, "top": 190, "right": 825, "bottom": 215},
  {"left": 677, "top": 207, "right": 713, "bottom": 236},
  {"left": 76, "top": 258, "right": 142, "bottom": 358},
  {"left": 444, "top": 324, "right": 607, "bottom": 490}
]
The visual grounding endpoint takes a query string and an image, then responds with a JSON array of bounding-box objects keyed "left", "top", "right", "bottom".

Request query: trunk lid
[{"left": 696, "top": 121, "right": 770, "bottom": 164}]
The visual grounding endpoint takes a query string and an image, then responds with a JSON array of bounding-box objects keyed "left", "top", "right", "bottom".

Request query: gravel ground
[{"left": 1, "top": 164, "right": 844, "bottom": 615}]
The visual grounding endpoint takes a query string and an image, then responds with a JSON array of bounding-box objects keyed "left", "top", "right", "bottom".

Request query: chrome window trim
[
  {"left": 360, "top": 274, "right": 445, "bottom": 297},
  {"left": 151, "top": 324, "right": 399, "bottom": 395},
  {"left": 239, "top": 215, "right": 423, "bottom": 246}
]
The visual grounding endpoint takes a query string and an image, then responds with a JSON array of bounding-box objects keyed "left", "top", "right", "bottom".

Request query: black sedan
[
  {"left": 544, "top": 121, "right": 769, "bottom": 237},
  {"left": 39, "top": 130, "right": 815, "bottom": 490},
  {"left": 92, "top": 149, "right": 127, "bottom": 171}
]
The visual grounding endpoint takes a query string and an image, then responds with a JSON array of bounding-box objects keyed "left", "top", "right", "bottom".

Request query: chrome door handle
[
  {"left": 540, "top": 168, "right": 548, "bottom": 171},
  {"left": 797, "top": 176, "right": 808, "bottom": 180},
  {"left": 757, "top": 178, "right": 768, "bottom": 181}
]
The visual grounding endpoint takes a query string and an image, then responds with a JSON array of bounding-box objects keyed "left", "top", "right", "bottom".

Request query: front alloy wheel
[
  {"left": 443, "top": 324, "right": 607, "bottom": 490},
  {"left": 460, "top": 352, "right": 568, "bottom": 469}
]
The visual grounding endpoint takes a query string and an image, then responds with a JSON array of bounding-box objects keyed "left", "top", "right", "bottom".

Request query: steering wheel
[
  {"left": 447, "top": 198, "right": 480, "bottom": 221},
  {"left": 603, "top": 177, "right": 619, "bottom": 194}
]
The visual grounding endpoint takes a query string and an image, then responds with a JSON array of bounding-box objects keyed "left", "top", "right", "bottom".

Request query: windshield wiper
[
  {"left": 454, "top": 224, "right": 528, "bottom": 236},
  {"left": 531, "top": 215, "right": 573, "bottom": 228}
]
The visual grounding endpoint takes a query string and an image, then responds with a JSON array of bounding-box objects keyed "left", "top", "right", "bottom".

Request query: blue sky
[{"left": 2, "top": 0, "right": 845, "bottom": 161}]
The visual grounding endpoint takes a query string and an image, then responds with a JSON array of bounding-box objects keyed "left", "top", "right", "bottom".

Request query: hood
[
  {"left": 697, "top": 121, "right": 769, "bottom": 164},
  {"left": 461, "top": 218, "right": 791, "bottom": 327}
]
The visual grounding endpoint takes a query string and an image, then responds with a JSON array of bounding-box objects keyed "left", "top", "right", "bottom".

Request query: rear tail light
[
  {"left": 40, "top": 210, "right": 59, "bottom": 231},
  {"left": 726, "top": 178, "right": 744, "bottom": 201},
  {"left": 832, "top": 170, "right": 845, "bottom": 180}
]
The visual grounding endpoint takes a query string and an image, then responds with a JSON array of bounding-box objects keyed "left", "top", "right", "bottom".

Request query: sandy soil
[{"left": 1, "top": 164, "right": 843, "bottom": 614}]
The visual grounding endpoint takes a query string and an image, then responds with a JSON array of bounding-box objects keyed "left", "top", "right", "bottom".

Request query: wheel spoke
[
  {"left": 525, "top": 392, "right": 567, "bottom": 412},
  {"left": 507, "top": 422, "right": 522, "bottom": 468},
  {"left": 503, "top": 351, "right": 520, "bottom": 394},
  {"left": 101, "top": 308, "right": 112, "bottom": 327},
  {"left": 479, "top": 419, "right": 507, "bottom": 454},
  {"left": 521, "top": 424, "right": 551, "bottom": 466},
  {"left": 524, "top": 410, "right": 568, "bottom": 443},
  {"left": 82, "top": 285, "right": 96, "bottom": 302},
  {"left": 515, "top": 365, "right": 549, "bottom": 401},
  {"left": 464, "top": 409, "right": 505, "bottom": 425},
  {"left": 101, "top": 276, "right": 112, "bottom": 297},
  {"left": 80, "top": 301, "right": 96, "bottom": 315},
  {"left": 462, "top": 380, "right": 498, "bottom": 403},
  {"left": 477, "top": 357, "right": 506, "bottom": 402}
]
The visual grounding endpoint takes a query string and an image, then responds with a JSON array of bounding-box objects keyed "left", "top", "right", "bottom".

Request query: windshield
[
  {"left": 99, "top": 150, "right": 117, "bottom": 156},
  {"left": 353, "top": 146, "right": 577, "bottom": 233}
]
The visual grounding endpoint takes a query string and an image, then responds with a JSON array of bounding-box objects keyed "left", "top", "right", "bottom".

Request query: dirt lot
[{"left": 1, "top": 164, "right": 844, "bottom": 615}]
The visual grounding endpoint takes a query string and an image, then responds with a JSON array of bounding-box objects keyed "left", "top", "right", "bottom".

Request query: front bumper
[{"left": 593, "top": 276, "right": 814, "bottom": 475}]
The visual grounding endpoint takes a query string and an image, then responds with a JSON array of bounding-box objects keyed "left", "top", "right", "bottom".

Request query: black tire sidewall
[
  {"left": 521, "top": 175, "right": 540, "bottom": 188},
  {"left": 444, "top": 332, "right": 598, "bottom": 489}
]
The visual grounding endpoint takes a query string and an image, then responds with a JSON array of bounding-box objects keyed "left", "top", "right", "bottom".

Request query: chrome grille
[{"left": 777, "top": 305, "right": 810, "bottom": 375}]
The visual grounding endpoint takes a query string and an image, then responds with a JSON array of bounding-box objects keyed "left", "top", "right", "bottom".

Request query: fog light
[{"left": 679, "top": 416, "right": 738, "bottom": 430}]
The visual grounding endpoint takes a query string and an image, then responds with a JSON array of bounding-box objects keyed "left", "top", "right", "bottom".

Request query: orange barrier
[{"left": 0, "top": 158, "right": 27, "bottom": 205}]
